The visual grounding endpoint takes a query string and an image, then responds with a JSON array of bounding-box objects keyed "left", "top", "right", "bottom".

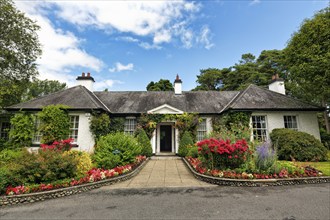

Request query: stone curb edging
[
  {"left": 182, "top": 158, "right": 330, "bottom": 187},
  {"left": 0, "top": 158, "right": 149, "bottom": 207}
]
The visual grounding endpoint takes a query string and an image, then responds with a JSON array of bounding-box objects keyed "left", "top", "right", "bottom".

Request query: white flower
[{"left": 218, "top": 172, "right": 224, "bottom": 178}]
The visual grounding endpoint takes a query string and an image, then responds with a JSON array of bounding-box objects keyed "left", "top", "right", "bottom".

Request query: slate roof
[
  {"left": 6, "top": 86, "right": 108, "bottom": 111},
  {"left": 228, "top": 85, "right": 321, "bottom": 111},
  {"left": 94, "top": 91, "right": 239, "bottom": 114},
  {"left": 5, "top": 84, "right": 322, "bottom": 113}
]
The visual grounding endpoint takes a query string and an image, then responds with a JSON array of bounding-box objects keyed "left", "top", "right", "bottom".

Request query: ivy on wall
[
  {"left": 38, "top": 105, "right": 70, "bottom": 144},
  {"left": 212, "top": 111, "right": 251, "bottom": 132},
  {"left": 211, "top": 111, "right": 252, "bottom": 141},
  {"left": 137, "top": 113, "right": 201, "bottom": 141},
  {"left": 8, "top": 111, "right": 35, "bottom": 148},
  {"left": 89, "top": 113, "right": 110, "bottom": 142}
]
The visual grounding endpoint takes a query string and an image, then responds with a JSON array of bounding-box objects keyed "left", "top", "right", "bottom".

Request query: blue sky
[{"left": 15, "top": 0, "right": 328, "bottom": 91}]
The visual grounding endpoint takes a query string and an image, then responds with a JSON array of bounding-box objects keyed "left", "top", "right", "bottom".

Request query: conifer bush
[
  {"left": 135, "top": 129, "right": 153, "bottom": 157},
  {"left": 178, "top": 131, "right": 194, "bottom": 157}
]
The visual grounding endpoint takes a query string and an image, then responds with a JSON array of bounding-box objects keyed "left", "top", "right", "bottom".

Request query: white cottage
[{"left": 4, "top": 73, "right": 323, "bottom": 154}]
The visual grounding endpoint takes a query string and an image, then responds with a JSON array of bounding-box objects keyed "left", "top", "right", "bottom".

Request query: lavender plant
[{"left": 255, "top": 141, "right": 277, "bottom": 173}]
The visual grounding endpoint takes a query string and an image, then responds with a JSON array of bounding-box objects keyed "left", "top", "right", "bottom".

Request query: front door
[{"left": 160, "top": 125, "right": 172, "bottom": 152}]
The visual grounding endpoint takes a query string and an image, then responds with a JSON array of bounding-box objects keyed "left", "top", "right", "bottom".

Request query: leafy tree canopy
[
  {"left": 146, "top": 79, "right": 174, "bottom": 91},
  {"left": 23, "top": 79, "right": 67, "bottom": 102},
  {"left": 284, "top": 7, "right": 330, "bottom": 131},
  {"left": 193, "top": 51, "right": 285, "bottom": 91},
  {"left": 0, "top": 0, "right": 42, "bottom": 108}
]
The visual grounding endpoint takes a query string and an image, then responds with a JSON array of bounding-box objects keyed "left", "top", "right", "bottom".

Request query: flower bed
[
  {"left": 4, "top": 155, "right": 146, "bottom": 196},
  {"left": 186, "top": 156, "right": 324, "bottom": 180}
]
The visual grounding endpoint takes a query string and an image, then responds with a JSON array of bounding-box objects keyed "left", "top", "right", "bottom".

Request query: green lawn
[{"left": 295, "top": 151, "right": 330, "bottom": 176}]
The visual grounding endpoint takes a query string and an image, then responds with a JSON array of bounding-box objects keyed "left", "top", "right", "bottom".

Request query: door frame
[{"left": 156, "top": 122, "right": 175, "bottom": 153}]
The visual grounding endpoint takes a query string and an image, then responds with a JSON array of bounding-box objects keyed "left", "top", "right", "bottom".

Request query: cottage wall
[
  {"left": 251, "top": 111, "right": 320, "bottom": 140},
  {"left": 71, "top": 112, "right": 95, "bottom": 153}
]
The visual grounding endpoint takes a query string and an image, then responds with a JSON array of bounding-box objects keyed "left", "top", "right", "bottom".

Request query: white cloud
[
  {"left": 14, "top": 1, "right": 104, "bottom": 86},
  {"left": 250, "top": 0, "right": 261, "bottom": 6},
  {"left": 50, "top": 1, "right": 208, "bottom": 48},
  {"left": 197, "top": 26, "right": 214, "bottom": 50},
  {"left": 109, "top": 62, "right": 134, "bottom": 73},
  {"left": 94, "top": 79, "right": 123, "bottom": 90}
]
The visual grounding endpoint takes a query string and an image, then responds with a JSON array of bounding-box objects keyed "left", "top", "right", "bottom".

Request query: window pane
[
  {"left": 124, "top": 118, "right": 136, "bottom": 136},
  {"left": 252, "top": 116, "right": 268, "bottom": 141},
  {"left": 284, "top": 116, "right": 298, "bottom": 130}
]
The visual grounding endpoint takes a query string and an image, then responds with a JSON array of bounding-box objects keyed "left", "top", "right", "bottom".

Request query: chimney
[
  {"left": 174, "top": 74, "right": 182, "bottom": 95},
  {"left": 268, "top": 74, "right": 285, "bottom": 95},
  {"left": 76, "top": 72, "right": 95, "bottom": 91}
]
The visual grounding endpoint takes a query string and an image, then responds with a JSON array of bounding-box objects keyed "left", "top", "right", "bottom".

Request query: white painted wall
[
  {"left": 71, "top": 112, "right": 95, "bottom": 153},
  {"left": 251, "top": 111, "right": 320, "bottom": 140},
  {"left": 174, "top": 82, "right": 182, "bottom": 95}
]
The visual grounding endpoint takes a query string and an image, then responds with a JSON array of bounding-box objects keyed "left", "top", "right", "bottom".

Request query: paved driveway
[
  {"left": 1, "top": 184, "right": 329, "bottom": 219},
  {"left": 103, "top": 158, "right": 213, "bottom": 189}
]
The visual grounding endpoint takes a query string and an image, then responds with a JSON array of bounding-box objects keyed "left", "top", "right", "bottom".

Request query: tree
[
  {"left": 284, "top": 7, "right": 330, "bottom": 132},
  {"left": 0, "top": 0, "right": 42, "bottom": 108},
  {"left": 193, "top": 68, "right": 224, "bottom": 91},
  {"left": 23, "top": 79, "right": 67, "bottom": 101},
  {"left": 146, "top": 79, "right": 174, "bottom": 91}
]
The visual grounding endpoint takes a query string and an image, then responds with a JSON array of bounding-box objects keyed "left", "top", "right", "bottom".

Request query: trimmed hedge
[{"left": 270, "top": 128, "right": 327, "bottom": 161}]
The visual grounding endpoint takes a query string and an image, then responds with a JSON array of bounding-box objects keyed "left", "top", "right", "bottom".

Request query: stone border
[
  {"left": 182, "top": 158, "right": 330, "bottom": 187},
  {"left": 0, "top": 158, "right": 149, "bottom": 207}
]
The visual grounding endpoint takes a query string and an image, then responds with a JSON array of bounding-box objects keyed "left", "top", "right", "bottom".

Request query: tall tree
[
  {"left": 193, "top": 68, "right": 224, "bottom": 91},
  {"left": 23, "top": 79, "right": 67, "bottom": 101},
  {"left": 0, "top": 0, "right": 42, "bottom": 108},
  {"left": 146, "top": 79, "right": 174, "bottom": 91},
  {"left": 284, "top": 7, "right": 330, "bottom": 132}
]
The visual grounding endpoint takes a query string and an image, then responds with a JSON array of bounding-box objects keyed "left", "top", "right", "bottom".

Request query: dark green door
[{"left": 160, "top": 125, "right": 172, "bottom": 152}]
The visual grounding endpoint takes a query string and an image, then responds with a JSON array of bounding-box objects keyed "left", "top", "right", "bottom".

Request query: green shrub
[
  {"left": 270, "top": 128, "right": 327, "bottom": 161},
  {"left": 320, "top": 129, "right": 330, "bottom": 150},
  {"left": 0, "top": 148, "right": 23, "bottom": 166},
  {"left": 63, "top": 150, "right": 93, "bottom": 177},
  {"left": 93, "top": 132, "right": 142, "bottom": 169},
  {"left": 89, "top": 113, "right": 110, "bottom": 141},
  {"left": 178, "top": 131, "right": 194, "bottom": 157},
  {"left": 135, "top": 129, "right": 153, "bottom": 157},
  {"left": 10, "top": 149, "right": 78, "bottom": 184},
  {"left": 38, "top": 105, "right": 70, "bottom": 144},
  {"left": 187, "top": 145, "right": 199, "bottom": 158},
  {"left": 8, "top": 112, "right": 35, "bottom": 148}
]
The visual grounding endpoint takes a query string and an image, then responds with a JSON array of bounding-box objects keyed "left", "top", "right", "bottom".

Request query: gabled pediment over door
[{"left": 147, "top": 104, "right": 183, "bottom": 114}]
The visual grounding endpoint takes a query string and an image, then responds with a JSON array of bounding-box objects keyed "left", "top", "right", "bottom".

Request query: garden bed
[
  {"left": 0, "top": 157, "right": 149, "bottom": 207},
  {"left": 183, "top": 157, "right": 330, "bottom": 187}
]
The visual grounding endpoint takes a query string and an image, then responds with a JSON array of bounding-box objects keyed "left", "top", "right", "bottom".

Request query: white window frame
[
  {"left": 32, "top": 117, "right": 42, "bottom": 144},
  {"left": 0, "top": 121, "right": 10, "bottom": 139},
  {"left": 284, "top": 115, "right": 298, "bottom": 131},
  {"left": 252, "top": 115, "right": 268, "bottom": 141},
  {"left": 69, "top": 115, "right": 79, "bottom": 143},
  {"left": 124, "top": 117, "right": 136, "bottom": 136},
  {"left": 197, "top": 118, "right": 207, "bottom": 141}
]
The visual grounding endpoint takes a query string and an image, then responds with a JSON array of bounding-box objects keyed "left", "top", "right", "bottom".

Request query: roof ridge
[
  {"left": 250, "top": 84, "right": 322, "bottom": 108},
  {"left": 79, "top": 86, "right": 111, "bottom": 112},
  {"left": 224, "top": 84, "right": 253, "bottom": 111}
]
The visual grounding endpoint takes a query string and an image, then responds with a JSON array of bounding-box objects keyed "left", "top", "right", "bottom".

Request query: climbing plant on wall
[
  {"left": 137, "top": 113, "right": 201, "bottom": 141},
  {"left": 108, "top": 117, "right": 125, "bottom": 133},
  {"left": 211, "top": 111, "right": 252, "bottom": 141}
]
